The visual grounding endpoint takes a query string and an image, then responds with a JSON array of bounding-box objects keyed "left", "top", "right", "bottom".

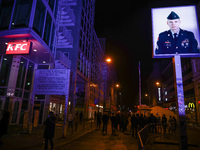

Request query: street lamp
[
  {"left": 116, "top": 84, "right": 119, "bottom": 88},
  {"left": 106, "top": 58, "right": 111, "bottom": 63},
  {"left": 156, "top": 82, "right": 160, "bottom": 86}
]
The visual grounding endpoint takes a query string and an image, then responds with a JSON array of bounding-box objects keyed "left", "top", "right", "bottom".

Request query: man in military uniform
[{"left": 155, "top": 11, "right": 198, "bottom": 54}]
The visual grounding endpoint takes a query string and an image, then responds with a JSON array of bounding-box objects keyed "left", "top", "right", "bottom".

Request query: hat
[{"left": 167, "top": 11, "right": 180, "bottom": 20}]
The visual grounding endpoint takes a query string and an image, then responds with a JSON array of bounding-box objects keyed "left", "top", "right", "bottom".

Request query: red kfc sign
[{"left": 6, "top": 42, "right": 31, "bottom": 54}]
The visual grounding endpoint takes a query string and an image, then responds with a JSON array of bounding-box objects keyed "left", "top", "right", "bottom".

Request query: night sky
[{"left": 94, "top": 0, "right": 199, "bottom": 108}]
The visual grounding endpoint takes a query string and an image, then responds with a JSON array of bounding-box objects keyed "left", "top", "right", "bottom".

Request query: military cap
[{"left": 167, "top": 11, "right": 180, "bottom": 20}]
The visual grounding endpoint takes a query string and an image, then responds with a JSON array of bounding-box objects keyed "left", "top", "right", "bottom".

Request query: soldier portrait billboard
[{"left": 152, "top": 6, "right": 200, "bottom": 58}]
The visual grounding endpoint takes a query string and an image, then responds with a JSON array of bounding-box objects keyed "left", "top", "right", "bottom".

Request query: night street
[{"left": 55, "top": 127, "right": 138, "bottom": 150}]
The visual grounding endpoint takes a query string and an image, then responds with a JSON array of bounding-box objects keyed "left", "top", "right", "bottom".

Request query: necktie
[{"left": 174, "top": 33, "right": 178, "bottom": 44}]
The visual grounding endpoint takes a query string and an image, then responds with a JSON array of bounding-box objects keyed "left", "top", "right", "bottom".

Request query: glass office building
[{"left": 0, "top": 0, "right": 58, "bottom": 125}]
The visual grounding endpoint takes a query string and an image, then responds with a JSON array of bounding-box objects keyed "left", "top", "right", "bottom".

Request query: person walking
[
  {"left": 110, "top": 113, "right": 117, "bottom": 135},
  {"left": 102, "top": 112, "right": 109, "bottom": 135},
  {"left": 96, "top": 112, "right": 102, "bottom": 130},
  {"left": 43, "top": 111, "right": 57, "bottom": 150},
  {"left": 131, "top": 114, "right": 138, "bottom": 138},
  {"left": 161, "top": 114, "right": 167, "bottom": 134},
  {"left": 68, "top": 112, "right": 73, "bottom": 134}
]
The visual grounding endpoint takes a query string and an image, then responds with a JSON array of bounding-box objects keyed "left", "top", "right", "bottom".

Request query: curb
[{"left": 55, "top": 128, "right": 96, "bottom": 147}]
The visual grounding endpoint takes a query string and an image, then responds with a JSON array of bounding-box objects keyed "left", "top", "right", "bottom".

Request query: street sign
[{"left": 34, "top": 69, "right": 70, "bottom": 95}]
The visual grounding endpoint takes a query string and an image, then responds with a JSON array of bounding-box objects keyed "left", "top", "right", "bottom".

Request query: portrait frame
[{"left": 152, "top": 5, "right": 200, "bottom": 58}]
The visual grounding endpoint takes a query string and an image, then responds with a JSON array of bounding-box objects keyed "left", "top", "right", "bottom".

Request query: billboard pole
[
  {"left": 139, "top": 61, "right": 141, "bottom": 106},
  {"left": 173, "top": 54, "right": 188, "bottom": 150}
]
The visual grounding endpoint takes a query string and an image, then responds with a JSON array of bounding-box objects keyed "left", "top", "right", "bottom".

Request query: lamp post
[{"left": 103, "top": 57, "right": 112, "bottom": 113}]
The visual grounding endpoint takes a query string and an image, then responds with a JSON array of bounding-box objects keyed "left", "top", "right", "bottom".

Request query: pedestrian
[
  {"left": 161, "top": 114, "right": 167, "bottom": 134},
  {"left": 0, "top": 109, "right": 10, "bottom": 144},
  {"left": 102, "top": 112, "right": 109, "bottom": 135},
  {"left": 116, "top": 112, "right": 120, "bottom": 130},
  {"left": 131, "top": 114, "right": 138, "bottom": 138},
  {"left": 74, "top": 112, "right": 79, "bottom": 131},
  {"left": 43, "top": 111, "right": 57, "bottom": 150},
  {"left": 68, "top": 112, "right": 73, "bottom": 134},
  {"left": 110, "top": 113, "right": 117, "bottom": 135},
  {"left": 96, "top": 112, "right": 102, "bottom": 130},
  {"left": 138, "top": 114, "right": 145, "bottom": 131},
  {"left": 155, "top": 11, "right": 198, "bottom": 54}
]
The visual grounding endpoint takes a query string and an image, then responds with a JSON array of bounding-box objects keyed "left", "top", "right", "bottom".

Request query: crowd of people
[{"left": 95, "top": 111, "right": 177, "bottom": 137}]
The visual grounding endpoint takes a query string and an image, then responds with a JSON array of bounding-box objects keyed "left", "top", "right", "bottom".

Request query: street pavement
[{"left": 0, "top": 120, "right": 200, "bottom": 150}]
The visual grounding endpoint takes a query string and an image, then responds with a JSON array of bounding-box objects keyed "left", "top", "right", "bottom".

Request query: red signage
[{"left": 6, "top": 42, "right": 31, "bottom": 54}]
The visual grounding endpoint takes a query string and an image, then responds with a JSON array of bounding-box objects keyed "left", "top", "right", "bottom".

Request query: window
[
  {"left": 25, "top": 61, "right": 34, "bottom": 90},
  {"left": 16, "top": 57, "right": 28, "bottom": 89},
  {"left": 11, "top": 0, "right": 33, "bottom": 29},
  {"left": 0, "top": 0, "right": 14, "bottom": 30},
  {"left": 0, "top": 55, "right": 13, "bottom": 86},
  {"left": 43, "top": 12, "right": 52, "bottom": 45},
  {"left": 33, "top": 0, "right": 46, "bottom": 37}
]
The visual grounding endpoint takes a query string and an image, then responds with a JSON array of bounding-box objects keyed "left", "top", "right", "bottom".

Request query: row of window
[{"left": 0, "top": 0, "right": 57, "bottom": 51}]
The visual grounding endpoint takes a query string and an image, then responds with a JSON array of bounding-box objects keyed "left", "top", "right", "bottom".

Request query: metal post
[
  {"left": 63, "top": 94, "right": 68, "bottom": 137},
  {"left": 173, "top": 55, "right": 188, "bottom": 150}
]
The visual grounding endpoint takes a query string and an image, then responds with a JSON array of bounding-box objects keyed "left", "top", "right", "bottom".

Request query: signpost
[
  {"left": 33, "top": 69, "right": 70, "bottom": 137},
  {"left": 173, "top": 55, "right": 188, "bottom": 150}
]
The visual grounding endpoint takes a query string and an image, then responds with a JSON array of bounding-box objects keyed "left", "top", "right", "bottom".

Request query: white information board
[{"left": 34, "top": 69, "right": 70, "bottom": 95}]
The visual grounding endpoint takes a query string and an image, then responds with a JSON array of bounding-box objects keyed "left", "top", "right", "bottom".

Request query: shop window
[
  {"left": 43, "top": 12, "right": 52, "bottom": 45},
  {"left": 14, "top": 89, "right": 22, "bottom": 97},
  {"left": 33, "top": 0, "right": 46, "bottom": 37},
  {"left": 0, "top": 0, "right": 14, "bottom": 30},
  {"left": 11, "top": 0, "right": 33, "bottom": 29},
  {"left": 19, "top": 100, "right": 29, "bottom": 124},
  {"left": 0, "top": 88, "right": 7, "bottom": 96},
  {"left": 16, "top": 57, "right": 28, "bottom": 89},
  {"left": 23, "top": 91, "right": 30, "bottom": 99},
  {"left": 0, "top": 55, "right": 13, "bottom": 86},
  {"left": 25, "top": 61, "right": 34, "bottom": 90}
]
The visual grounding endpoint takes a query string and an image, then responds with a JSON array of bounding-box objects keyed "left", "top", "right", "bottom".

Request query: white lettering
[
  {"left": 6, "top": 44, "right": 13, "bottom": 51},
  {"left": 21, "top": 44, "right": 27, "bottom": 50},
  {"left": 14, "top": 44, "right": 21, "bottom": 51}
]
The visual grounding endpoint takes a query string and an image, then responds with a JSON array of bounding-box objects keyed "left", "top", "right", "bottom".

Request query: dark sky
[{"left": 94, "top": 0, "right": 199, "bottom": 107}]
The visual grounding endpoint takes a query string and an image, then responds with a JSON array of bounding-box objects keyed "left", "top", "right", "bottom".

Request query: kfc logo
[{"left": 6, "top": 42, "right": 31, "bottom": 54}]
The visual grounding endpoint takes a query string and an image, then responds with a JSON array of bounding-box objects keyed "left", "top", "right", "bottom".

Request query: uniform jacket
[{"left": 155, "top": 29, "right": 198, "bottom": 54}]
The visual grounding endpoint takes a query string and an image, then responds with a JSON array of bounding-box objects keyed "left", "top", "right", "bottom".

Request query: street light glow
[
  {"left": 156, "top": 82, "right": 160, "bottom": 85},
  {"left": 106, "top": 58, "right": 111, "bottom": 63},
  {"left": 116, "top": 84, "right": 119, "bottom": 88}
]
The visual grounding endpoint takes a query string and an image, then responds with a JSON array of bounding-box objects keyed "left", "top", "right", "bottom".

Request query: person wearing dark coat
[
  {"left": 131, "top": 114, "right": 138, "bottom": 138},
  {"left": 43, "top": 111, "right": 57, "bottom": 150},
  {"left": 96, "top": 112, "right": 102, "bottom": 130},
  {"left": 0, "top": 110, "right": 10, "bottom": 144},
  {"left": 110, "top": 113, "right": 117, "bottom": 135},
  {"left": 102, "top": 112, "right": 109, "bottom": 134}
]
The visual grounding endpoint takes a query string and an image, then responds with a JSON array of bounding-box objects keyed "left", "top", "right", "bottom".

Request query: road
[{"left": 55, "top": 128, "right": 138, "bottom": 150}]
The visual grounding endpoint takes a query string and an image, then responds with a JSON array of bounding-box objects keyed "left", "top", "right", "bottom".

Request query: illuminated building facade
[{"left": 0, "top": 0, "right": 62, "bottom": 125}]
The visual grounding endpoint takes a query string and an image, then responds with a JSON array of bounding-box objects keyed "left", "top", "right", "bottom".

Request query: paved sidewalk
[{"left": 0, "top": 120, "right": 96, "bottom": 150}]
